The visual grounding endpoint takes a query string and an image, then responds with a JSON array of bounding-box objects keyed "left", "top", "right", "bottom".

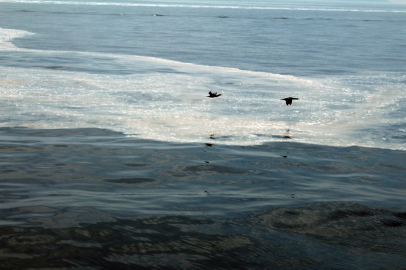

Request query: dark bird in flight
[
  {"left": 281, "top": 97, "right": 299, "bottom": 105},
  {"left": 207, "top": 91, "right": 222, "bottom": 98}
]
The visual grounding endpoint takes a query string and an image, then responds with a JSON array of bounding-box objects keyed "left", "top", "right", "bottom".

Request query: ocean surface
[{"left": 0, "top": 0, "right": 406, "bottom": 268}]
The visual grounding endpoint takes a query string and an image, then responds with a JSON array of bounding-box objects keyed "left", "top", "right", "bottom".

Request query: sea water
[
  {"left": 1, "top": 0, "right": 406, "bottom": 149},
  {"left": 0, "top": 0, "right": 406, "bottom": 269}
]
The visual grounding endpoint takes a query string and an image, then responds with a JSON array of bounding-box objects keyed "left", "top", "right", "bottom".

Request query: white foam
[
  {"left": 0, "top": 28, "right": 34, "bottom": 50},
  {"left": 1, "top": 0, "right": 405, "bottom": 13},
  {"left": 0, "top": 25, "right": 313, "bottom": 85}
]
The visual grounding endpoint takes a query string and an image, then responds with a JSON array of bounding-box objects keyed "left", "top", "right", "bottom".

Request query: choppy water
[{"left": 0, "top": 0, "right": 406, "bottom": 268}]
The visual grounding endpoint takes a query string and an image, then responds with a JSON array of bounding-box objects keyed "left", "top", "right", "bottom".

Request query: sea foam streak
[
  {"left": 0, "top": 28, "right": 34, "bottom": 50},
  {"left": 1, "top": 0, "right": 406, "bottom": 13},
  {"left": 0, "top": 27, "right": 405, "bottom": 149}
]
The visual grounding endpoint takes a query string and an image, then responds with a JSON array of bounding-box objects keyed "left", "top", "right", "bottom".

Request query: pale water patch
[
  {"left": 0, "top": 61, "right": 404, "bottom": 149},
  {"left": 0, "top": 64, "right": 300, "bottom": 144}
]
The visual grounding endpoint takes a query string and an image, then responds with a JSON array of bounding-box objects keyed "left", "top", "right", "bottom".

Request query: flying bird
[
  {"left": 207, "top": 91, "right": 222, "bottom": 98},
  {"left": 281, "top": 97, "right": 299, "bottom": 105}
]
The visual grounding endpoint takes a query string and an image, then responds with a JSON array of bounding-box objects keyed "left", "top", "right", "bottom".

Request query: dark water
[
  {"left": 2, "top": 203, "right": 406, "bottom": 269},
  {"left": 0, "top": 127, "right": 406, "bottom": 269}
]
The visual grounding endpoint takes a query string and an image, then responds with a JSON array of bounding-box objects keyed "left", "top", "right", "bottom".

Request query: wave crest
[{"left": 0, "top": 27, "right": 34, "bottom": 50}]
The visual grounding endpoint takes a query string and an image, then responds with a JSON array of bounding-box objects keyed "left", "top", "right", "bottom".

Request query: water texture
[{"left": 0, "top": 0, "right": 406, "bottom": 268}]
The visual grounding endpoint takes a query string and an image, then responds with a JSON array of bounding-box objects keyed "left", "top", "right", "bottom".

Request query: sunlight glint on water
[{"left": 0, "top": 57, "right": 404, "bottom": 149}]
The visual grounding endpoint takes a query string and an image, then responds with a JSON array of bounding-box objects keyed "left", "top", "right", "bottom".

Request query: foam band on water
[
  {"left": 1, "top": 0, "right": 405, "bottom": 13},
  {"left": 0, "top": 28, "right": 34, "bottom": 50}
]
